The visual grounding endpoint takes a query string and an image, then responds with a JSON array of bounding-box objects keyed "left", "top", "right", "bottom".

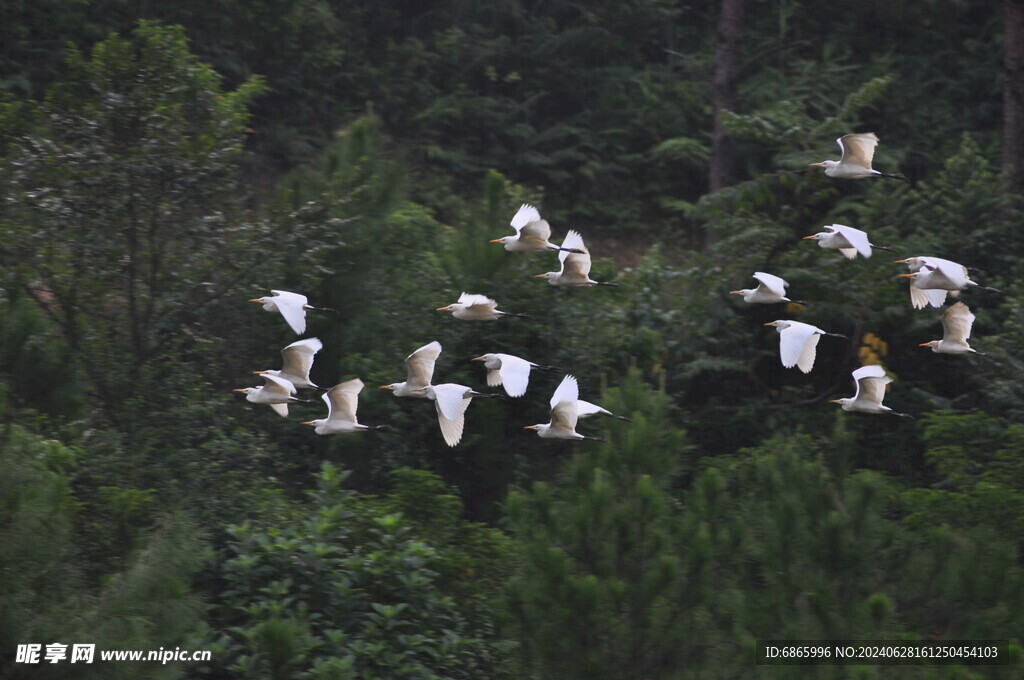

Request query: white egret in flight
[
  {"left": 919, "top": 302, "right": 990, "bottom": 357},
  {"left": 491, "top": 204, "right": 584, "bottom": 253},
  {"left": 254, "top": 337, "right": 323, "bottom": 389},
  {"left": 810, "top": 133, "right": 906, "bottom": 181},
  {"left": 533, "top": 230, "right": 617, "bottom": 287},
  {"left": 730, "top": 272, "right": 797, "bottom": 304},
  {"left": 415, "top": 383, "right": 503, "bottom": 447},
  {"left": 894, "top": 257, "right": 960, "bottom": 308},
  {"left": 803, "top": 224, "right": 894, "bottom": 259},
  {"left": 764, "top": 320, "right": 847, "bottom": 374},
  {"left": 524, "top": 374, "right": 605, "bottom": 442},
  {"left": 437, "top": 293, "right": 531, "bottom": 320},
  {"left": 380, "top": 341, "right": 442, "bottom": 397},
  {"left": 301, "top": 379, "right": 387, "bottom": 435},
  {"left": 831, "top": 365, "right": 912, "bottom": 418},
  {"left": 898, "top": 259, "right": 1001, "bottom": 309},
  {"left": 249, "top": 290, "right": 335, "bottom": 335},
  {"left": 233, "top": 373, "right": 309, "bottom": 418},
  {"left": 471, "top": 352, "right": 563, "bottom": 398}
]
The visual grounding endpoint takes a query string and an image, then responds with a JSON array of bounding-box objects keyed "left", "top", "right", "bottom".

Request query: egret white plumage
[
  {"left": 764, "top": 320, "right": 848, "bottom": 373},
  {"left": 576, "top": 399, "right": 632, "bottom": 422},
  {"left": 233, "top": 373, "right": 309, "bottom": 418},
  {"left": 810, "top": 133, "right": 906, "bottom": 181},
  {"left": 415, "top": 383, "right": 503, "bottom": 447},
  {"left": 249, "top": 290, "right": 335, "bottom": 335},
  {"left": 533, "top": 230, "right": 617, "bottom": 287},
  {"left": 730, "top": 272, "right": 795, "bottom": 304},
  {"left": 471, "top": 352, "right": 562, "bottom": 397},
  {"left": 919, "top": 302, "right": 990, "bottom": 357},
  {"left": 437, "top": 293, "right": 531, "bottom": 320},
  {"left": 490, "top": 204, "right": 584, "bottom": 253},
  {"left": 524, "top": 374, "right": 605, "bottom": 442},
  {"left": 380, "top": 341, "right": 442, "bottom": 397},
  {"left": 898, "top": 259, "right": 1001, "bottom": 310},
  {"left": 301, "top": 379, "right": 387, "bottom": 435},
  {"left": 254, "top": 337, "right": 323, "bottom": 389},
  {"left": 831, "top": 365, "right": 912, "bottom": 418},
  {"left": 894, "top": 257, "right": 957, "bottom": 308},
  {"left": 802, "top": 224, "right": 894, "bottom": 259}
]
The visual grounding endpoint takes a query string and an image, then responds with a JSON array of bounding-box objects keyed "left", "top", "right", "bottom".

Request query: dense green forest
[{"left": 2, "top": 1, "right": 1023, "bottom": 677}]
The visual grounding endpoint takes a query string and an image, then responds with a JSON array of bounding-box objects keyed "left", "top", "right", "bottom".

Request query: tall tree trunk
[
  {"left": 709, "top": 0, "right": 743, "bottom": 194},
  {"left": 1003, "top": 0, "right": 1024, "bottom": 193}
]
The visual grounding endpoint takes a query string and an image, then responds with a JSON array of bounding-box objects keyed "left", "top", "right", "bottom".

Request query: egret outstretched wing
[
  {"left": 942, "top": 302, "right": 975, "bottom": 345},
  {"left": 406, "top": 341, "right": 442, "bottom": 388},
  {"left": 838, "top": 133, "right": 878, "bottom": 169},
  {"left": 752, "top": 272, "right": 788, "bottom": 298},
  {"left": 270, "top": 290, "right": 309, "bottom": 335}
]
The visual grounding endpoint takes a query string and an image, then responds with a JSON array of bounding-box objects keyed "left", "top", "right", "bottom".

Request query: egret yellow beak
[
  {"left": 489, "top": 238, "right": 503, "bottom": 243},
  {"left": 248, "top": 298, "right": 262, "bottom": 302},
  {"left": 809, "top": 162, "right": 824, "bottom": 167},
  {"left": 533, "top": 274, "right": 547, "bottom": 278},
  {"left": 253, "top": 370, "right": 267, "bottom": 375},
  {"left": 918, "top": 343, "right": 931, "bottom": 347},
  {"left": 232, "top": 388, "right": 247, "bottom": 392},
  {"left": 728, "top": 290, "right": 742, "bottom": 295},
  {"left": 436, "top": 305, "right": 451, "bottom": 311},
  {"left": 523, "top": 425, "right": 537, "bottom": 430},
  {"left": 379, "top": 385, "right": 391, "bottom": 389},
  {"left": 898, "top": 274, "right": 914, "bottom": 278},
  {"left": 299, "top": 421, "right": 314, "bottom": 425},
  {"left": 894, "top": 259, "right": 908, "bottom": 264},
  {"left": 801, "top": 235, "right": 817, "bottom": 240},
  {"left": 828, "top": 399, "right": 841, "bottom": 403},
  {"left": 763, "top": 322, "right": 777, "bottom": 327},
  {"left": 471, "top": 356, "right": 485, "bottom": 361}
]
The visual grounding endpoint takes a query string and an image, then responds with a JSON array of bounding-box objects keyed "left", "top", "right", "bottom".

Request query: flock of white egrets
[
  {"left": 237, "top": 203, "right": 628, "bottom": 445},
  {"left": 736, "top": 133, "right": 999, "bottom": 418},
  {"left": 235, "top": 133, "right": 999, "bottom": 436}
]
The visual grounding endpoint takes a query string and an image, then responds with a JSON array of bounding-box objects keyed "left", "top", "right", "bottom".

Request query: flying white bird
[
  {"left": 576, "top": 399, "right": 632, "bottom": 422},
  {"left": 490, "top": 204, "right": 584, "bottom": 253},
  {"left": 894, "top": 257, "right": 960, "bottom": 308},
  {"left": 810, "top": 133, "right": 906, "bottom": 180},
  {"left": 524, "top": 374, "right": 605, "bottom": 442},
  {"left": 764, "top": 320, "right": 848, "bottom": 373},
  {"left": 802, "top": 224, "right": 894, "bottom": 259},
  {"left": 415, "top": 383, "right": 503, "bottom": 447},
  {"left": 380, "top": 341, "right": 442, "bottom": 397},
  {"left": 301, "top": 378, "right": 387, "bottom": 435},
  {"left": 471, "top": 352, "right": 563, "bottom": 398},
  {"left": 436, "top": 292, "right": 531, "bottom": 320},
  {"left": 730, "top": 272, "right": 797, "bottom": 304},
  {"left": 831, "top": 365, "right": 913, "bottom": 418},
  {"left": 898, "top": 259, "right": 1001, "bottom": 309},
  {"left": 249, "top": 290, "right": 335, "bottom": 335},
  {"left": 254, "top": 337, "right": 323, "bottom": 389},
  {"left": 233, "top": 373, "right": 309, "bottom": 418},
  {"left": 919, "top": 302, "right": 990, "bottom": 357},
  {"left": 533, "top": 230, "right": 617, "bottom": 287}
]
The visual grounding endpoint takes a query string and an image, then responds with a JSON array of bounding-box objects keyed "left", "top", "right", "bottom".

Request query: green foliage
[
  {"left": 201, "top": 462, "right": 507, "bottom": 679},
  {"left": 3, "top": 21, "right": 266, "bottom": 417},
  {"left": 506, "top": 371, "right": 690, "bottom": 680},
  {"left": 0, "top": 425, "right": 205, "bottom": 680}
]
